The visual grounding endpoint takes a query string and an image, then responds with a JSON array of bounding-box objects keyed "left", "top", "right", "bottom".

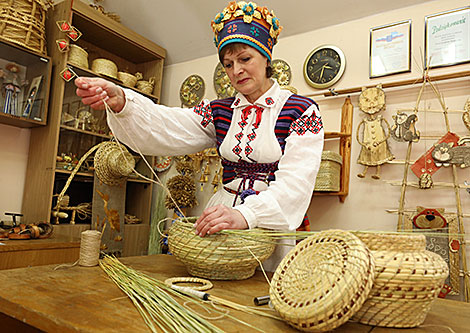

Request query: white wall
[{"left": 159, "top": 0, "right": 470, "bottom": 274}]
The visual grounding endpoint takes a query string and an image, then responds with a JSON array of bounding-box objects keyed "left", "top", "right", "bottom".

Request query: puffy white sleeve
[
  {"left": 106, "top": 88, "right": 216, "bottom": 156},
  {"left": 234, "top": 104, "right": 324, "bottom": 231}
]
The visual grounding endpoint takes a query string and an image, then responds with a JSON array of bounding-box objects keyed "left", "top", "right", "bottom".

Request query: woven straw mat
[
  {"left": 167, "top": 217, "right": 275, "bottom": 280},
  {"left": 269, "top": 229, "right": 375, "bottom": 332}
]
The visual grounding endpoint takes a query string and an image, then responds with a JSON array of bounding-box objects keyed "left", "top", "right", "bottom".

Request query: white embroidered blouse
[{"left": 107, "top": 81, "right": 324, "bottom": 270}]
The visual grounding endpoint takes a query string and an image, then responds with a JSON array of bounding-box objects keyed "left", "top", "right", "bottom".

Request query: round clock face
[
  {"left": 303, "top": 45, "right": 346, "bottom": 89},
  {"left": 359, "top": 87, "right": 386, "bottom": 114}
]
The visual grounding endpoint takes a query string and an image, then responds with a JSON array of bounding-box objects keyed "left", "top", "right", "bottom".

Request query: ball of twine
[
  {"left": 79, "top": 230, "right": 102, "bottom": 267},
  {"left": 94, "top": 142, "right": 135, "bottom": 186}
]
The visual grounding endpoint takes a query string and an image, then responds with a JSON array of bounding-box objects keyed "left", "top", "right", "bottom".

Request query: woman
[{"left": 75, "top": 1, "right": 324, "bottom": 271}]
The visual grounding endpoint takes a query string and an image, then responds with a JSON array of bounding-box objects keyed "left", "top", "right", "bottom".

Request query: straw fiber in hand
[
  {"left": 269, "top": 230, "right": 375, "bottom": 332},
  {"left": 353, "top": 232, "right": 449, "bottom": 328},
  {"left": 167, "top": 217, "right": 275, "bottom": 280}
]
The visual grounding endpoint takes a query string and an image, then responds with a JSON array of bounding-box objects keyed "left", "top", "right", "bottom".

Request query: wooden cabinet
[
  {"left": 0, "top": 40, "right": 52, "bottom": 128},
  {"left": 313, "top": 96, "right": 353, "bottom": 202},
  {"left": 21, "top": 0, "right": 165, "bottom": 256}
]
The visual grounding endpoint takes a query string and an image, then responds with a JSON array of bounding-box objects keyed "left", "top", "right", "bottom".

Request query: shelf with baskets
[
  {"left": 0, "top": 39, "right": 52, "bottom": 128},
  {"left": 313, "top": 97, "right": 353, "bottom": 203},
  {"left": 21, "top": 0, "right": 166, "bottom": 257}
]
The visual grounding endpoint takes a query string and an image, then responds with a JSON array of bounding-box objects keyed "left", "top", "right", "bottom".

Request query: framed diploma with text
[
  {"left": 425, "top": 6, "right": 470, "bottom": 68},
  {"left": 370, "top": 20, "right": 411, "bottom": 78}
]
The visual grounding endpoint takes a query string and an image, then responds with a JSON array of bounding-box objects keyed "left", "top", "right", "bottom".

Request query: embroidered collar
[{"left": 231, "top": 80, "right": 281, "bottom": 109}]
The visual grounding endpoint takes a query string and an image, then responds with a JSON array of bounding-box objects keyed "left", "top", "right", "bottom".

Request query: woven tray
[
  {"left": 352, "top": 232, "right": 449, "bottom": 328},
  {"left": 314, "top": 151, "right": 342, "bottom": 192},
  {"left": 269, "top": 230, "right": 375, "bottom": 332},
  {"left": 0, "top": 0, "right": 49, "bottom": 55},
  {"left": 167, "top": 217, "right": 275, "bottom": 280}
]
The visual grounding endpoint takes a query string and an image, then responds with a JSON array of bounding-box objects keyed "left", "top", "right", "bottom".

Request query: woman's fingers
[{"left": 194, "top": 205, "right": 248, "bottom": 237}]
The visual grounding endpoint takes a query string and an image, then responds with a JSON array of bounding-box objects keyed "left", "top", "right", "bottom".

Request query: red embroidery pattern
[
  {"left": 193, "top": 102, "right": 213, "bottom": 128},
  {"left": 289, "top": 113, "right": 323, "bottom": 136},
  {"left": 245, "top": 106, "right": 263, "bottom": 160},
  {"left": 265, "top": 97, "right": 274, "bottom": 105},
  {"left": 232, "top": 106, "right": 251, "bottom": 159}
]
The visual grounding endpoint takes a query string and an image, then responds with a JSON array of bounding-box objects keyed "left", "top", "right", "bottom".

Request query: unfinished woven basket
[
  {"left": 167, "top": 217, "right": 275, "bottom": 280},
  {"left": 0, "top": 0, "right": 49, "bottom": 55},
  {"left": 269, "top": 230, "right": 375, "bottom": 332},
  {"left": 94, "top": 142, "right": 135, "bottom": 186},
  {"left": 352, "top": 232, "right": 449, "bottom": 328}
]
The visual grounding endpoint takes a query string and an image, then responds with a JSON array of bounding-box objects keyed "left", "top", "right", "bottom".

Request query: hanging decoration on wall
[
  {"left": 56, "top": 20, "right": 72, "bottom": 32},
  {"left": 56, "top": 39, "right": 70, "bottom": 52},
  {"left": 461, "top": 97, "right": 470, "bottom": 131},
  {"left": 213, "top": 62, "right": 237, "bottom": 99},
  {"left": 179, "top": 74, "right": 205, "bottom": 107},
  {"left": 165, "top": 157, "right": 198, "bottom": 212},
  {"left": 356, "top": 85, "right": 394, "bottom": 179},
  {"left": 432, "top": 136, "right": 470, "bottom": 168},
  {"left": 66, "top": 26, "right": 82, "bottom": 41},
  {"left": 188, "top": 148, "right": 221, "bottom": 192},
  {"left": 390, "top": 111, "right": 420, "bottom": 142},
  {"left": 271, "top": 59, "right": 292, "bottom": 87},
  {"left": 60, "top": 66, "right": 78, "bottom": 82},
  {"left": 153, "top": 156, "right": 173, "bottom": 172}
]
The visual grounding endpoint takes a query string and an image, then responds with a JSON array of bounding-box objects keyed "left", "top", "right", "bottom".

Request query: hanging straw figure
[{"left": 356, "top": 85, "right": 394, "bottom": 179}]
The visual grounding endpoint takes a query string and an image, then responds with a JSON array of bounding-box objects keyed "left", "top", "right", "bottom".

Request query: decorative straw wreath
[
  {"left": 167, "top": 217, "right": 275, "bottom": 280},
  {"left": 269, "top": 230, "right": 375, "bottom": 332},
  {"left": 352, "top": 232, "right": 449, "bottom": 328}
]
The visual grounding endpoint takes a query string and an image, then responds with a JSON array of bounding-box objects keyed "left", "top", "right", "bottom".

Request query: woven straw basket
[
  {"left": 94, "top": 142, "right": 135, "bottom": 186},
  {"left": 68, "top": 44, "right": 89, "bottom": 68},
  {"left": 136, "top": 77, "right": 155, "bottom": 95},
  {"left": 0, "top": 0, "right": 49, "bottom": 55},
  {"left": 314, "top": 151, "right": 342, "bottom": 192},
  {"left": 270, "top": 230, "right": 375, "bottom": 332},
  {"left": 167, "top": 217, "right": 275, "bottom": 280},
  {"left": 352, "top": 232, "right": 449, "bottom": 328},
  {"left": 91, "top": 58, "right": 118, "bottom": 79},
  {"left": 117, "top": 72, "right": 137, "bottom": 88}
]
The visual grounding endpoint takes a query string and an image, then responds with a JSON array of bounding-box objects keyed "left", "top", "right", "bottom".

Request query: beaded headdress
[{"left": 211, "top": 1, "right": 282, "bottom": 61}]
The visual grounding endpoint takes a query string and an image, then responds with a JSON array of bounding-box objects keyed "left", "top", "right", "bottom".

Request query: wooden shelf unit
[
  {"left": 21, "top": 0, "right": 166, "bottom": 256},
  {"left": 313, "top": 97, "right": 353, "bottom": 202}
]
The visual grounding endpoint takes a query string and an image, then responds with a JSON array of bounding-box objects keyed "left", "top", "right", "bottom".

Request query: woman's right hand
[{"left": 74, "top": 77, "right": 125, "bottom": 112}]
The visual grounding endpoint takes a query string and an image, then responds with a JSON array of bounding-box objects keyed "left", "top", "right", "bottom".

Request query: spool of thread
[{"left": 79, "top": 230, "right": 102, "bottom": 266}]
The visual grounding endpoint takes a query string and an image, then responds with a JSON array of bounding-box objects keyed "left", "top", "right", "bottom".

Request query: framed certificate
[
  {"left": 370, "top": 20, "right": 411, "bottom": 78},
  {"left": 425, "top": 6, "right": 470, "bottom": 68}
]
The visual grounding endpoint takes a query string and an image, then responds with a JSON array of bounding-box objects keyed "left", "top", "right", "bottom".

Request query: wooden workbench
[
  {"left": 0, "top": 254, "right": 467, "bottom": 332},
  {"left": 0, "top": 235, "right": 80, "bottom": 270}
]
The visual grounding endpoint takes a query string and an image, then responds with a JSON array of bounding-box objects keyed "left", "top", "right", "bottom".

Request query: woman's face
[{"left": 222, "top": 45, "right": 271, "bottom": 104}]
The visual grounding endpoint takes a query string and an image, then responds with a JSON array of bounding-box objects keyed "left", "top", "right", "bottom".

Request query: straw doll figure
[{"left": 356, "top": 85, "right": 394, "bottom": 179}]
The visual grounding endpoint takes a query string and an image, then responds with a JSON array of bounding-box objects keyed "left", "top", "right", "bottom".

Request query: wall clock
[
  {"left": 303, "top": 45, "right": 346, "bottom": 89},
  {"left": 358, "top": 85, "right": 386, "bottom": 114}
]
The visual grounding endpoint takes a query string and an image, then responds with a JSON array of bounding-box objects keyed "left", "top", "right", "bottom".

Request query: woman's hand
[
  {"left": 74, "top": 77, "right": 125, "bottom": 112},
  {"left": 194, "top": 204, "right": 248, "bottom": 236}
]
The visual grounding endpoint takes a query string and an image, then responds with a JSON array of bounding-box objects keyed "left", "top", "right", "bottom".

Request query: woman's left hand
[{"left": 194, "top": 204, "right": 248, "bottom": 236}]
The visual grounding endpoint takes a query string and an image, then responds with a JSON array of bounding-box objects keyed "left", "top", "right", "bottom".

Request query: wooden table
[
  {"left": 0, "top": 254, "right": 467, "bottom": 332},
  {"left": 0, "top": 235, "right": 80, "bottom": 270}
]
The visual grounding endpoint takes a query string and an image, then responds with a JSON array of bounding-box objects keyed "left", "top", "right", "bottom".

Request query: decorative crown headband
[{"left": 211, "top": 1, "right": 282, "bottom": 61}]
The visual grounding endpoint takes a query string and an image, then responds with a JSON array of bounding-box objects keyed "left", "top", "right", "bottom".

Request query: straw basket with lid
[
  {"left": 91, "top": 58, "right": 118, "bottom": 79},
  {"left": 167, "top": 217, "right": 275, "bottom": 280},
  {"left": 352, "top": 232, "right": 449, "bottom": 328},
  {"left": 94, "top": 142, "right": 135, "bottom": 186},
  {"left": 0, "top": 0, "right": 50, "bottom": 55},
  {"left": 68, "top": 44, "right": 89, "bottom": 68},
  {"left": 269, "top": 230, "right": 375, "bottom": 332}
]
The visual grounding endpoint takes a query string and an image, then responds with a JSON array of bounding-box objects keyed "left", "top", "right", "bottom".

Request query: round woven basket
[
  {"left": 269, "top": 230, "right": 375, "bottom": 332},
  {"left": 94, "top": 142, "right": 135, "bottom": 186},
  {"left": 68, "top": 44, "right": 89, "bottom": 68},
  {"left": 117, "top": 72, "right": 137, "bottom": 88},
  {"left": 167, "top": 217, "right": 275, "bottom": 280},
  {"left": 91, "top": 58, "right": 118, "bottom": 79},
  {"left": 0, "top": 0, "right": 49, "bottom": 55},
  {"left": 136, "top": 77, "right": 155, "bottom": 94},
  {"left": 352, "top": 232, "right": 449, "bottom": 328}
]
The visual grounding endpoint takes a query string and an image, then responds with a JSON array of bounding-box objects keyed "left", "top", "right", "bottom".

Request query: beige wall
[{"left": 159, "top": 0, "right": 470, "bottom": 270}]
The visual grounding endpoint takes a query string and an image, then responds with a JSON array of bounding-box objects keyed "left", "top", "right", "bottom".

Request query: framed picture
[
  {"left": 22, "top": 75, "right": 43, "bottom": 118},
  {"left": 370, "top": 20, "right": 411, "bottom": 78},
  {"left": 425, "top": 6, "right": 470, "bottom": 68}
]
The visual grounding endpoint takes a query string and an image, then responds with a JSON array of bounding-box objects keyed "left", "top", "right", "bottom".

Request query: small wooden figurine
[{"left": 356, "top": 85, "right": 394, "bottom": 179}]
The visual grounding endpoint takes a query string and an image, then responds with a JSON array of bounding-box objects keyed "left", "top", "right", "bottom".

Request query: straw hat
[{"left": 94, "top": 142, "right": 135, "bottom": 186}]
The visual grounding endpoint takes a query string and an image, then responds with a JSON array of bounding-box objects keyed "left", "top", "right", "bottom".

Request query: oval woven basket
[
  {"left": 118, "top": 72, "right": 137, "bottom": 88},
  {"left": 352, "top": 232, "right": 449, "bottom": 328},
  {"left": 269, "top": 229, "right": 375, "bottom": 332},
  {"left": 0, "top": 0, "right": 49, "bottom": 55},
  {"left": 136, "top": 77, "right": 155, "bottom": 95},
  {"left": 68, "top": 44, "right": 89, "bottom": 68},
  {"left": 167, "top": 217, "right": 275, "bottom": 280},
  {"left": 91, "top": 58, "right": 118, "bottom": 79}
]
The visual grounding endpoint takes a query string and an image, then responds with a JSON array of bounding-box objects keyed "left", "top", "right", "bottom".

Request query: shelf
[
  {"left": 0, "top": 113, "right": 46, "bottom": 128},
  {"left": 67, "top": 63, "right": 160, "bottom": 103},
  {"left": 55, "top": 168, "right": 152, "bottom": 184},
  {"left": 324, "top": 131, "right": 351, "bottom": 139},
  {"left": 60, "top": 124, "right": 111, "bottom": 139}
]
